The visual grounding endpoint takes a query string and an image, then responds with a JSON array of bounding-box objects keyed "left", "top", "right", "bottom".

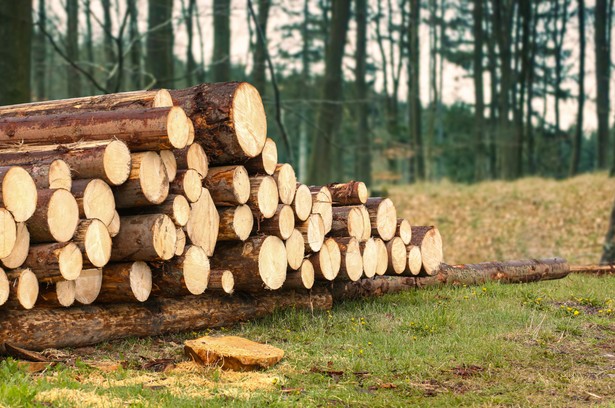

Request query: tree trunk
[
  {"left": 212, "top": 0, "right": 231, "bottom": 82},
  {"left": 127, "top": 0, "right": 142, "bottom": 89},
  {"left": 146, "top": 0, "right": 174, "bottom": 88},
  {"left": 473, "top": 0, "right": 487, "bottom": 180},
  {"left": 596, "top": 0, "right": 610, "bottom": 169},
  {"left": 307, "top": 0, "right": 352, "bottom": 184},
  {"left": 185, "top": 0, "right": 197, "bottom": 85},
  {"left": 101, "top": 0, "right": 116, "bottom": 91},
  {"left": 120, "top": 195, "right": 191, "bottom": 227},
  {"left": 0, "top": 160, "right": 71, "bottom": 191},
  {"left": 34, "top": 0, "right": 47, "bottom": 101},
  {"left": 408, "top": 0, "right": 424, "bottom": 180},
  {"left": 207, "top": 269, "right": 235, "bottom": 294},
  {"left": 570, "top": 0, "right": 585, "bottom": 176},
  {"left": 0, "top": 1, "right": 32, "bottom": 106},
  {"left": 252, "top": 0, "right": 271, "bottom": 96},
  {"left": 355, "top": 0, "right": 371, "bottom": 186},
  {"left": 66, "top": 0, "right": 81, "bottom": 98},
  {"left": 326, "top": 182, "right": 368, "bottom": 205}
]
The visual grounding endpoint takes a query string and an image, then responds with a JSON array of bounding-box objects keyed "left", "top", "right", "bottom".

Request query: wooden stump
[
  {"left": 27, "top": 189, "right": 79, "bottom": 243},
  {"left": 74, "top": 268, "right": 103, "bottom": 305},
  {"left": 285, "top": 229, "right": 305, "bottom": 270},
  {"left": 248, "top": 175, "right": 279, "bottom": 219},
  {"left": 244, "top": 137, "right": 277, "bottom": 175},
  {"left": 292, "top": 184, "right": 313, "bottom": 222},
  {"left": 1, "top": 223, "right": 29, "bottom": 269},
  {"left": 204, "top": 165, "right": 250, "bottom": 206},
  {"left": 23, "top": 242, "right": 83, "bottom": 282},
  {"left": 111, "top": 214, "right": 177, "bottom": 262},
  {"left": 327, "top": 181, "right": 368, "bottom": 205},
  {"left": 96, "top": 262, "right": 152, "bottom": 303},
  {"left": 218, "top": 205, "right": 254, "bottom": 241},
  {"left": 114, "top": 152, "right": 169, "bottom": 208},
  {"left": 74, "top": 219, "right": 112, "bottom": 268},
  {"left": 273, "top": 164, "right": 297, "bottom": 205},
  {"left": 296, "top": 213, "right": 325, "bottom": 252},
  {"left": 410, "top": 226, "right": 443, "bottom": 276},
  {"left": 365, "top": 198, "right": 397, "bottom": 241},
  {"left": 0, "top": 167, "right": 37, "bottom": 222},
  {"left": 72, "top": 179, "right": 116, "bottom": 226},
  {"left": 185, "top": 188, "right": 219, "bottom": 256}
]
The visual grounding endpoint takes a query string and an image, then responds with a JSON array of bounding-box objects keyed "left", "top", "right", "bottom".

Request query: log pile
[{"left": 0, "top": 83, "right": 564, "bottom": 352}]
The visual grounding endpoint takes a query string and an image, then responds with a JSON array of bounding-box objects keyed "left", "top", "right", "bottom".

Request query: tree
[
  {"left": 66, "top": 0, "right": 81, "bottom": 97},
  {"left": 212, "top": 0, "right": 231, "bottom": 82},
  {"left": 127, "top": 0, "right": 142, "bottom": 89},
  {"left": 34, "top": 0, "right": 47, "bottom": 100},
  {"left": 0, "top": 2, "right": 32, "bottom": 105},
  {"left": 146, "top": 0, "right": 174, "bottom": 88},
  {"left": 569, "top": 0, "right": 585, "bottom": 176},
  {"left": 85, "top": 0, "right": 96, "bottom": 95},
  {"left": 101, "top": 0, "right": 117, "bottom": 91},
  {"left": 355, "top": 0, "right": 371, "bottom": 187},
  {"left": 307, "top": 0, "right": 352, "bottom": 184},
  {"left": 595, "top": 0, "right": 611, "bottom": 170},
  {"left": 185, "top": 0, "right": 197, "bottom": 86},
  {"left": 408, "top": 0, "right": 424, "bottom": 180},
  {"left": 252, "top": 0, "right": 271, "bottom": 96},
  {"left": 472, "top": 0, "right": 487, "bottom": 180}
]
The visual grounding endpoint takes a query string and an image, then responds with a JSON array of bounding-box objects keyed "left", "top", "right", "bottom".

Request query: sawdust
[
  {"left": 35, "top": 388, "right": 134, "bottom": 408},
  {"left": 389, "top": 173, "right": 615, "bottom": 265}
]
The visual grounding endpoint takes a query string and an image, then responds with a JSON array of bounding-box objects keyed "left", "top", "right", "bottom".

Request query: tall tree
[
  {"left": 298, "top": 0, "right": 311, "bottom": 181},
  {"left": 472, "top": 0, "right": 487, "bottom": 180},
  {"left": 66, "top": 0, "right": 81, "bottom": 97},
  {"left": 85, "top": 0, "right": 96, "bottom": 95},
  {"left": 212, "top": 0, "right": 231, "bottom": 82},
  {"left": 146, "top": 0, "right": 174, "bottom": 88},
  {"left": 307, "top": 0, "right": 352, "bottom": 184},
  {"left": 101, "top": 0, "right": 117, "bottom": 91},
  {"left": 127, "top": 0, "right": 142, "bottom": 89},
  {"left": 252, "top": 0, "right": 271, "bottom": 96},
  {"left": 595, "top": 0, "right": 611, "bottom": 169},
  {"left": 569, "top": 0, "right": 585, "bottom": 176},
  {"left": 0, "top": 2, "right": 32, "bottom": 105},
  {"left": 355, "top": 0, "right": 371, "bottom": 186},
  {"left": 185, "top": 0, "right": 197, "bottom": 86},
  {"left": 408, "top": 0, "right": 424, "bottom": 180},
  {"left": 34, "top": 0, "right": 47, "bottom": 100}
]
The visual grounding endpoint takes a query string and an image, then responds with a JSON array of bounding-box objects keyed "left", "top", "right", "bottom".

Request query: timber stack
[{"left": 0, "top": 81, "right": 480, "bottom": 351}]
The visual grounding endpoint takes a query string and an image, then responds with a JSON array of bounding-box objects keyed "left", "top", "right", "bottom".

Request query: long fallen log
[
  {"left": 331, "top": 258, "right": 570, "bottom": 300},
  {"left": 0, "top": 286, "right": 332, "bottom": 352}
]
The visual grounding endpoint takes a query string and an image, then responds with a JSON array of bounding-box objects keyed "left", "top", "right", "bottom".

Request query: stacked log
[{"left": 0, "top": 82, "right": 455, "bottom": 351}]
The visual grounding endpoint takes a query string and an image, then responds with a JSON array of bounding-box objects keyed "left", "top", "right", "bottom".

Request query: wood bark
[
  {"left": 330, "top": 206, "right": 366, "bottom": 241},
  {"left": 170, "top": 82, "right": 267, "bottom": 163},
  {"left": 37, "top": 280, "right": 75, "bottom": 308},
  {"left": 111, "top": 214, "right": 176, "bottom": 262},
  {"left": 0, "top": 287, "right": 332, "bottom": 352},
  {"left": 212, "top": 235, "right": 287, "bottom": 291},
  {"left": 207, "top": 269, "right": 234, "bottom": 294},
  {"left": 27, "top": 189, "right": 79, "bottom": 243},
  {"left": 217, "top": 205, "right": 254, "bottom": 241},
  {"left": 204, "top": 165, "right": 250, "bottom": 206},
  {"left": 0, "top": 161, "right": 71, "bottom": 191},
  {"left": 569, "top": 264, "right": 615, "bottom": 275},
  {"left": 151, "top": 245, "right": 210, "bottom": 296},
  {"left": 326, "top": 181, "right": 368, "bottom": 205},
  {"left": 0, "top": 107, "right": 190, "bottom": 151},
  {"left": 96, "top": 262, "right": 152, "bottom": 303},
  {"left": 121, "top": 195, "right": 191, "bottom": 227},
  {"left": 23, "top": 242, "right": 82, "bottom": 282}
]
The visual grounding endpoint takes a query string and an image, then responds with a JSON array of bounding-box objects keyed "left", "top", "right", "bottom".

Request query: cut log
[
  {"left": 365, "top": 198, "right": 397, "bottom": 241},
  {"left": 159, "top": 150, "right": 178, "bottom": 182},
  {"left": 406, "top": 245, "right": 422, "bottom": 276},
  {"left": 0, "top": 140, "right": 132, "bottom": 186},
  {"left": 175, "top": 227, "right": 186, "bottom": 256},
  {"left": 72, "top": 179, "right": 115, "bottom": 226},
  {"left": 330, "top": 206, "right": 366, "bottom": 241},
  {"left": 185, "top": 188, "right": 219, "bottom": 256},
  {"left": 243, "top": 137, "right": 277, "bottom": 175},
  {"left": 285, "top": 229, "right": 305, "bottom": 270},
  {"left": 296, "top": 213, "right": 325, "bottom": 252},
  {"left": 0, "top": 161, "right": 71, "bottom": 191},
  {"left": 23, "top": 242, "right": 83, "bottom": 282},
  {"left": 8, "top": 269, "right": 38, "bottom": 309},
  {"left": 170, "top": 82, "right": 267, "bottom": 163},
  {"left": 248, "top": 175, "right": 278, "bottom": 218},
  {"left": 152, "top": 245, "right": 210, "bottom": 296},
  {"left": 121, "top": 195, "right": 191, "bottom": 227},
  {"left": 395, "top": 219, "right": 412, "bottom": 245},
  {"left": 207, "top": 269, "right": 234, "bottom": 294},
  {"left": 113, "top": 152, "right": 169, "bottom": 208},
  {"left": 253, "top": 204, "right": 295, "bottom": 240},
  {"left": 0, "top": 209, "right": 16, "bottom": 259},
  {"left": 570, "top": 264, "right": 615, "bottom": 275},
  {"left": 0, "top": 287, "right": 332, "bottom": 352},
  {"left": 0, "top": 268, "right": 8, "bottom": 306},
  {"left": 204, "top": 165, "right": 250, "bottom": 206},
  {"left": 73, "top": 219, "right": 112, "bottom": 268},
  {"left": 186, "top": 116, "right": 196, "bottom": 144},
  {"left": 217, "top": 205, "right": 254, "bottom": 241},
  {"left": 374, "top": 238, "right": 389, "bottom": 276},
  {"left": 169, "top": 169, "right": 203, "bottom": 203},
  {"left": 1, "top": 223, "right": 28, "bottom": 269},
  {"left": 273, "top": 164, "right": 297, "bottom": 205},
  {"left": 310, "top": 238, "right": 341, "bottom": 281},
  {"left": 360, "top": 238, "right": 378, "bottom": 278},
  {"left": 37, "top": 280, "right": 75, "bottom": 308},
  {"left": 310, "top": 186, "right": 333, "bottom": 234},
  {"left": 74, "top": 268, "right": 103, "bottom": 305},
  {"left": 0, "top": 167, "right": 37, "bottom": 222},
  {"left": 0, "top": 89, "right": 173, "bottom": 117},
  {"left": 27, "top": 189, "right": 79, "bottom": 243},
  {"left": 111, "top": 214, "right": 176, "bottom": 262},
  {"left": 411, "top": 226, "right": 443, "bottom": 276},
  {"left": 173, "top": 142, "right": 209, "bottom": 177},
  {"left": 333, "top": 237, "right": 363, "bottom": 282},
  {"left": 212, "top": 236, "right": 287, "bottom": 291},
  {"left": 96, "top": 261, "right": 152, "bottom": 303},
  {"left": 386, "top": 237, "right": 407, "bottom": 275},
  {"left": 326, "top": 181, "right": 368, "bottom": 205},
  {"left": 108, "top": 211, "right": 121, "bottom": 237},
  {"left": 293, "top": 184, "right": 313, "bottom": 222},
  {"left": 300, "top": 259, "right": 315, "bottom": 289},
  {"left": 0, "top": 107, "right": 191, "bottom": 150}
]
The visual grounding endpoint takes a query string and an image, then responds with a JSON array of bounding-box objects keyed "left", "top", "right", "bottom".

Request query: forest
[{"left": 0, "top": 0, "right": 612, "bottom": 186}]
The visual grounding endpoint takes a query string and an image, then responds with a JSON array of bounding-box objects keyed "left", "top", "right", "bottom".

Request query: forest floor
[{"left": 1, "top": 173, "right": 614, "bottom": 407}]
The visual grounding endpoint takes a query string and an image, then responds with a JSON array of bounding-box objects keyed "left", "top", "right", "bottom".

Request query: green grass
[{"left": 1, "top": 274, "right": 613, "bottom": 407}]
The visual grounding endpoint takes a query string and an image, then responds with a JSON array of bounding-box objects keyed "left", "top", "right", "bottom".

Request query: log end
[
  {"left": 274, "top": 164, "right": 297, "bottom": 205},
  {"left": 293, "top": 184, "right": 313, "bottom": 222},
  {"left": 130, "top": 261, "right": 152, "bottom": 302},
  {"left": 55, "top": 280, "right": 76, "bottom": 307},
  {"left": 278, "top": 205, "right": 296, "bottom": 240},
  {"left": 344, "top": 238, "right": 364, "bottom": 282},
  {"left": 257, "top": 176, "right": 279, "bottom": 218},
  {"left": 17, "top": 269, "right": 39, "bottom": 309},
  {"left": 1, "top": 222, "right": 28, "bottom": 269},
  {"left": 153, "top": 214, "right": 178, "bottom": 261},
  {"left": 84, "top": 219, "right": 112, "bottom": 268},
  {"left": 108, "top": 210, "right": 121, "bottom": 237},
  {"left": 139, "top": 152, "right": 170, "bottom": 205},
  {"left": 172, "top": 195, "right": 191, "bottom": 227},
  {"left": 233, "top": 166, "right": 251, "bottom": 205},
  {"left": 0, "top": 209, "right": 16, "bottom": 259},
  {"left": 3, "top": 167, "right": 37, "bottom": 222},
  {"left": 421, "top": 227, "right": 443, "bottom": 276},
  {"left": 261, "top": 138, "right": 278, "bottom": 175},
  {"left": 187, "top": 142, "right": 209, "bottom": 177},
  {"left": 387, "top": 237, "right": 407, "bottom": 275},
  {"left": 232, "top": 83, "right": 267, "bottom": 158},
  {"left": 182, "top": 245, "right": 210, "bottom": 295},
  {"left": 398, "top": 219, "right": 412, "bottom": 245},
  {"left": 300, "top": 259, "right": 315, "bottom": 289},
  {"left": 407, "top": 245, "right": 422, "bottom": 276},
  {"left": 312, "top": 187, "right": 333, "bottom": 234},
  {"left": 376, "top": 198, "right": 397, "bottom": 241},
  {"left": 166, "top": 107, "right": 191, "bottom": 149},
  {"left": 375, "top": 238, "right": 389, "bottom": 276},
  {"left": 75, "top": 268, "right": 102, "bottom": 305},
  {"left": 160, "top": 150, "right": 178, "bottom": 183},
  {"left": 49, "top": 159, "right": 72, "bottom": 190},
  {"left": 183, "top": 169, "right": 203, "bottom": 203},
  {"left": 48, "top": 188, "right": 80, "bottom": 242},
  {"left": 258, "top": 236, "right": 287, "bottom": 290},
  {"left": 305, "top": 213, "right": 325, "bottom": 252},
  {"left": 186, "top": 189, "right": 218, "bottom": 257},
  {"left": 357, "top": 182, "right": 369, "bottom": 204},
  {"left": 59, "top": 242, "right": 84, "bottom": 281},
  {"left": 83, "top": 179, "right": 115, "bottom": 226},
  {"left": 103, "top": 140, "right": 132, "bottom": 186},
  {"left": 233, "top": 204, "right": 254, "bottom": 241},
  {"left": 362, "top": 238, "right": 378, "bottom": 278},
  {"left": 285, "top": 229, "right": 305, "bottom": 270},
  {"left": 153, "top": 89, "right": 174, "bottom": 108},
  {"left": 0, "top": 268, "right": 8, "bottom": 306},
  {"left": 175, "top": 227, "right": 186, "bottom": 256}
]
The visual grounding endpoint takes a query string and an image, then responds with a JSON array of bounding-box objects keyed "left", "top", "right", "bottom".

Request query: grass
[{"left": 1, "top": 173, "right": 614, "bottom": 407}]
